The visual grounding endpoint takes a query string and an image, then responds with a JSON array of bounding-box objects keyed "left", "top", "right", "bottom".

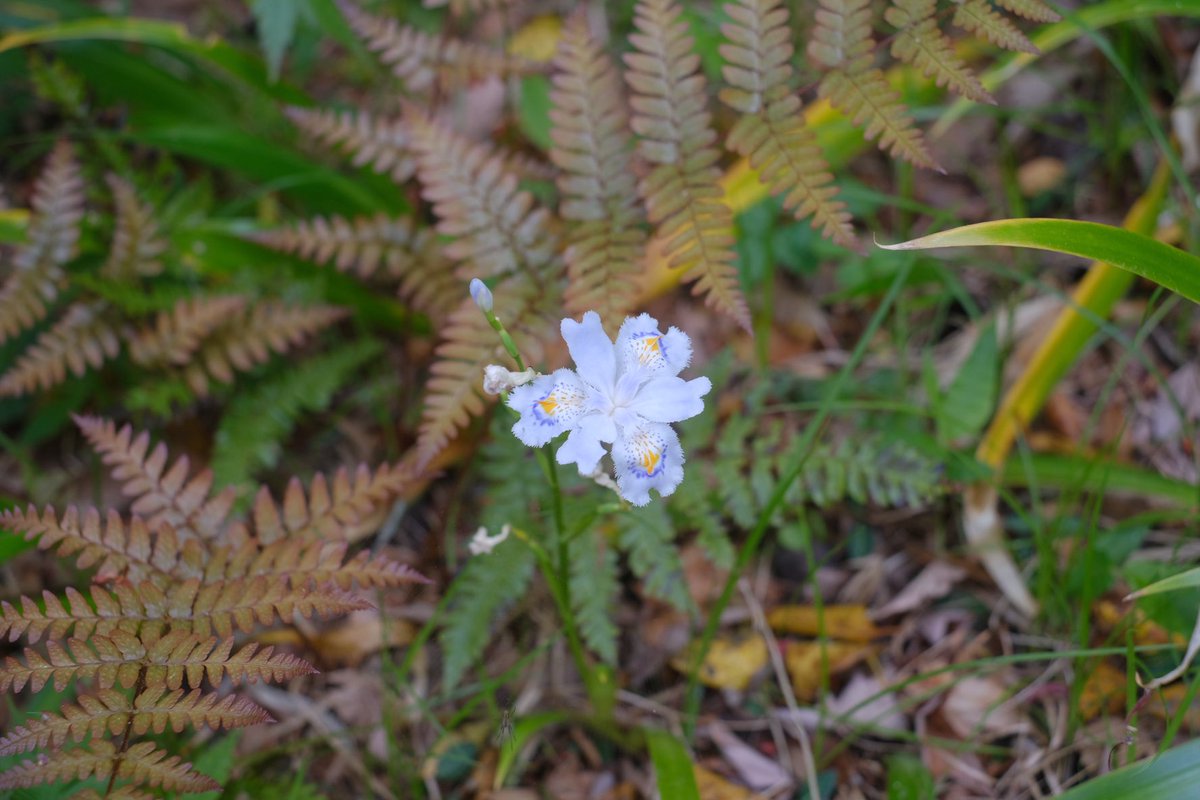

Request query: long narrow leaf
[
  {"left": 1057, "top": 738, "right": 1200, "bottom": 800},
  {"left": 880, "top": 219, "right": 1200, "bottom": 304},
  {"left": 645, "top": 728, "right": 700, "bottom": 800}
]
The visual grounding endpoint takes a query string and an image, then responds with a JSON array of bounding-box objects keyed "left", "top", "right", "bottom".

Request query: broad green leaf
[
  {"left": 887, "top": 754, "right": 935, "bottom": 800},
  {"left": 880, "top": 219, "right": 1200, "bottom": 304},
  {"left": 645, "top": 728, "right": 700, "bottom": 800},
  {"left": 936, "top": 324, "right": 998, "bottom": 444},
  {"left": 1127, "top": 567, "right": 1200, "bottom": 600},
  {"left": 492, "top": 711, "right": 569, "bottom": 788},
  {"left": 1057, "top": 738, "right": 1200, "bottom": 800},
  {"left": 251, "top": 0, "right": 315, "bottom": 82},
  {"left": 1002, "top": 453, "right": 1199, "bottom": 508}
]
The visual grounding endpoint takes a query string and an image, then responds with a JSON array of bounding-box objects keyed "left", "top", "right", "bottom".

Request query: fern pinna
[
  {"left": 261, "top": 0, "right": 1057, "bottom": 470},
  {"left": 0, "top": 416, "right": 428, "bottom": 796},
  {"left": 0, "top": 144, "right": 344, "bottom": 402}
]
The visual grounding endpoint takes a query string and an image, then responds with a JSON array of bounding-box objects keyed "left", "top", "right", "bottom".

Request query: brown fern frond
[
  {"left": 416, "top": 277, "right": 556, "bottom": 465},
  {"left": 0, "top": 141, "right": 84, "bottom": 344},
  {"left": 184, "top": 576, "right": 373, "bottom": 638},
  {"left": 624, "top": 0, "right": 749, "bottom": 329},
  {"left": 240, "top": 462, "right": 417, "bottom": 546},
  {"left": 127, "top": 294, "right": 247, "bottom": 367},
  {"left": 74, "top": 416, "right": 236, "bottom": 542},
  {"left": 1, "top": 632, "right": 145, "bottom": 693},
  {"left": 0, "top": 740, "right": 221, "bottom": 792},
  {"left": 886, "top": 0, "right": 995, "bottom": 103},
  {"left": 719, "top": 0, "right": 855, "bottom": 246},
  {"left": 994, "top": 0, "right": 1060, "bottom": 22},
  {"left": 183, "top": 302, "right": 347, "bottom": 396},
  {"left": 286, "top": 106, "right": 416, "bottom": 182},
  {"left": 139, "top": 632, "right": 316, "bottom": 689},
  {"left": 0, "top": 303, "right": 121, "bottom": 396},
  {"left": 407, "top": 109, "right": 560, "bottom": 279},
  {"left": 1, "top": 625, "right": 318, "bottom": 693},
  {"left": 208, "top": 539, "right": 429, "bottom": 590},
  {"left": 953, "top": 0, "right": 1038, "bottom": 54},
  {"left": 0, "top": 587, "right": 98, "bottom": 644},
  {"left": 809, "top": 0, "right": 939, "bottom": 169},
  {"left": 0, "top": 505, "right": 202, "bottom": 585},
  {"left": 423, "top": 0, "right": 519, "bottom": 14},
  {"left": 253, "top": 214, "right": 461, "bottom": 319},
  {"left": 550, "top": 17, "right": 646, "bottom": 326},
  {"left": 103, "top": 175, "right": 166, "bottom": 279},
  {"left": 337, "top": 0, "right": 534, "bottom": 91},
  {"left": 0, "top": 687, "right": 271, "bottom": 756}
]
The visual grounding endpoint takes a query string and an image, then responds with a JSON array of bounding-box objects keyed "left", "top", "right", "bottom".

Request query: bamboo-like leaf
[{"left": 879, "top": 218, "right": 1200, "bottom": 304}]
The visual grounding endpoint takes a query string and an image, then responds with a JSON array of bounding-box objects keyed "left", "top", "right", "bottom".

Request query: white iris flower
[{"left": 507, "top": 311, "right": 711, "bottom": 506}]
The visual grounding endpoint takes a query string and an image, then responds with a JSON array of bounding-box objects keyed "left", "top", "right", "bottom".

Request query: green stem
[{"left": 682, "top": 260, "right": 914, "bottom": 739}]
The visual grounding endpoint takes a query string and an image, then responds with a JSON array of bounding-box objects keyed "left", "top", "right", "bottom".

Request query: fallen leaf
[
  {"left": 1093, "top": 599, "right": 1186, "bottom": 647},
  {"left": 706, "top": 721, "right": 792, "bottom": 792},
  {"left": 506, "top": 15, "right": 562, "bottom": 62},
  {"left": 312, "top": 610, "right": 415, "bottom": 668},
  {"left": 784, "top": 640, "right": 875, "bottom": 701},
  {"left": 694, "top": 765, "right": 755, "bottom": 800},
  {"left": 825, "top": 672, "right": 909, "bottom": 733},
  {"left": 768, "top": 605, "right": 879, "bottom": 641},
  {"left": 671, "top": 634, "right": 768, "bottom": 691},
  {"left": 874, "top": 562, "right": 967, "bottom": 618},
  {"left": 941, "top": 676, "right": 1029, "bottom": 738},
  {"left": 1016, "top": 156, "right": 1067, "bottom": 196}
]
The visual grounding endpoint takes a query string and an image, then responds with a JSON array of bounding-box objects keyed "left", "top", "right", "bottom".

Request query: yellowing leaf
[
  {"left": 671, "top": 635, "right": 768, "bottom": 691},
  {"left": 694, "top": 765, "right": 755, "bottom": 800},
  {"left": 507, "top": 15, "right": 561, "bottom": 62},
  {"left": 767, "top": 605, "right": 879, "bottom": 641},
  {"left": 784, "top": 640, "right": 874, "bottom": 700},
  {"left": 1079, "top": 661, "right": 1127, "bottom": 721}
]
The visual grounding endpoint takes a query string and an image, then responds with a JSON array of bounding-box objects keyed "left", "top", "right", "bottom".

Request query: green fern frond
[
  {"left": 625, "top": 0, "right": 749, "bottom": 329},
  {"left": 0, "top": 303, "right": 121, "bottom": 396},
  {"left": 550, "top": 17, "right": 646, "bottom": 326},
  {"left": 886, "top": 0, "right": 995, "bottom": 103},
  {"left": 440, "top": 534, "right": 536, "bottom": 689},
  {"left": 212, "top": 340, "right": 382, "bottom": 487},
  {"left": 720, "top": 0, "right": 854, "bottom": 246},
  {"left": 286, "top": 106, "right": 416, "bottom": 182},
  {"left": 953, "top": 0, "right": 1038, "bottom": 54},
  {"left": 0, "top": 740, "right": 220, "bottom": 793},
  {"left": 0, "top": 141, "right": 83, "bottom": 344},
  {"left": 809, "top": 0, "right": 939, "bottom": 169},
  {"left": 0, "top": 687, "right": 272, "bottom": 756},
  {"left": 994, "top": 0, "right": 1060, "bottom": 22},
  {"left": 406, "top": 109, "right": 560, "bottom": 279},
  {"left": 103, "top": 175, "right": 166, "bottom": 279},
  {"left": 617, "top": 504, "right": 694, "bottom": 613},
  {"left": 569, "top": 529, "right": 620, "bottom": 665},
  {"left": 337, "top": 0, "right": 534, "bottom": 92}
]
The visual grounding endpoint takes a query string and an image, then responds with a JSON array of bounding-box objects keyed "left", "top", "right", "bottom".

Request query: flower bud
[{"left": 469, "top": 278, "right": 493, "bottom": 312}]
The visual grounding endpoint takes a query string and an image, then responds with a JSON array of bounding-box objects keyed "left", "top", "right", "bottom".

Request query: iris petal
[
  {"left": 616, "top": 313, "right": 693, "bottom": 376},
  {"left": 556, "top": 413, "right": 617, "bottom": 475},
  {"left": 508, "top": 368, "right": 588, "bottom": 447},
  {"left": 562, "top": 311, "right": 616, "bottom": 392},
  {"left": 613, "top": 423, "right": 685, "bottom": 506},
  {"left": 631, "top": 375, "right": 711, "bottom": 424}
]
